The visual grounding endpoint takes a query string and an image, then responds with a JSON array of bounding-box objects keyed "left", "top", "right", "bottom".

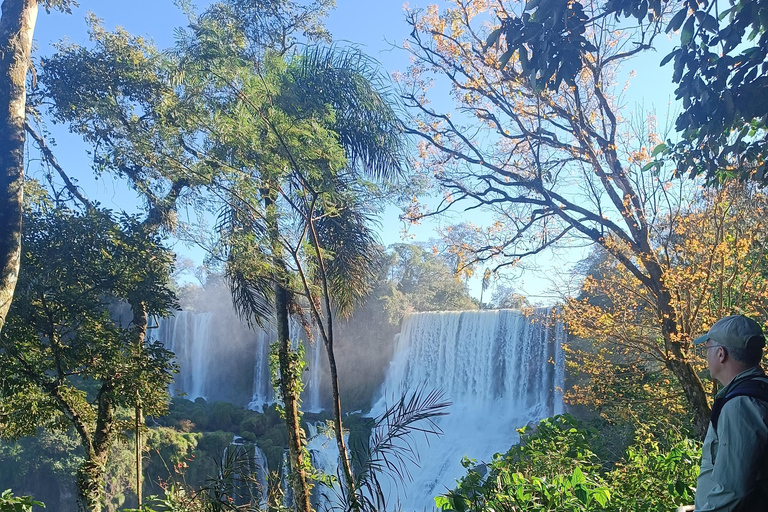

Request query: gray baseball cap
[{"left": 693, "top": 315, "right": 766, "bottom": 348}]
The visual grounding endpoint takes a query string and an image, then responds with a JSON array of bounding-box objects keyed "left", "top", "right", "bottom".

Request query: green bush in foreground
[
  {"left": 436, "top": 414, "right": 700, "bottom": 512},
  {"left": 0, "top": 489, "right": 44, "bottom": 512}
]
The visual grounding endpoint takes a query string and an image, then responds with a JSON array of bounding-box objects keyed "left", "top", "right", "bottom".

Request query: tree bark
[
  {"left": 0, "top": 0, "right": 37, "bottom": 334},
  {"left": 265, "top": 190, "right": 311, "bottom": 512},
  {"left": 77, "top": 382, "right": 116, "bottom": 512},
  {"left": 131, "top": 300, "right": 148, "bottom": 507},
  {"left": 654, "top": 282, "right": 711, "bottom": 438},
  {"left": 306, "top": 214, "right": 359, "bottom": 510},
  {"left": 275, "top": 282, "right": 312, "bottom": 512},
  {"left": 325, "top": 335, "right": 359, "bottom": 509}
]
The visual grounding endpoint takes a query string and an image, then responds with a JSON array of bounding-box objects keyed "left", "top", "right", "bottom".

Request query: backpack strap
[{"left": 711, "top": 378, "right": 768, "bottom": 432}]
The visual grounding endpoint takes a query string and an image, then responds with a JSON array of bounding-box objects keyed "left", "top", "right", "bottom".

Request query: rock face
[{"left": 370, "top": 309, "right": 565, "bottom": 509}]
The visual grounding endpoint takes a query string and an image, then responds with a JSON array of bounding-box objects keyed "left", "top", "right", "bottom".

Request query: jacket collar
[{"left": 717, "top": 366, "right": 767, "bottom": 399}]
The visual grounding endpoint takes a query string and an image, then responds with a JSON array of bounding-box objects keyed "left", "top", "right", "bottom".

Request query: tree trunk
[
  {"left": 325, "top": 335, "right": 359, "bottom": 510},
  {"left": 77, "top": 382, "right": 116, "bottom": 512},
  {"left": 275, "top": 283, "right": 312, "bottom": 512},
  {"left": 0, "top": 0, "right": 37, "bottom": 333},
  {"left": 77, "top": 453, "right": 108, "bottom": 512},
  {"left": 652, "top": 269, "right": 711, "bottom": 438},
  {"left": 307, "top": 216, "right": 359, "bottom": 510},
  {"left": 264, "top": 189, "right": 311, "bottom": 512},
  {"left": 131, "top": 300, "right": 148, "bottom": 507}
]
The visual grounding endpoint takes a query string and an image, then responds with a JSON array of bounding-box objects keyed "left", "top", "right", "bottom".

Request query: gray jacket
[{"left": 695, "top": 367, "right": 768, "bottom": 511}]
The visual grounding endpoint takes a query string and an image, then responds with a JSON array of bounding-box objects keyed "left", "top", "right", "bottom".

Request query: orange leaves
[
  {"left": 564, "top": 183, "right": 768, "bottom": 417},
  {"left": 660, "top": 183, "right": 768, "bottom": 330}
]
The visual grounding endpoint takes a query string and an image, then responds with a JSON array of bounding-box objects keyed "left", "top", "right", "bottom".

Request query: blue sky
[{"left": 31, "top": 0, "right": 680, "bottom": 303}]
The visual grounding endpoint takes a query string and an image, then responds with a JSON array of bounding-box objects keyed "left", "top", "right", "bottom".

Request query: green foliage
[
  {"left": 0, "top": 195, "right": 177, "bottom": 508},
  {"left": 437, "top": 414, "right": 700, "bottom": 512},
  {"left": 0, "top": 431, "right": 79, "bottom": 508},
  {"left": 0, "top": 199, "right": 177, "bottom": 437},
  {"left": 0, "top": 490, "right": 44, "bottom": 512},
  {"left": 382, "top": 244, "right": 477, "bottom": 323},
  {"left": 606, "top": 426, "right": 699, "bottom": 511},
  {"left": 147, "top": 399, "right": 289, "bottom": 487}
]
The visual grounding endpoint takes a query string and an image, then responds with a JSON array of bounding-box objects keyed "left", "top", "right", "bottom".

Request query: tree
[
  {"left": 564, "top": 183, "right": 768, "bottom": 426},
  {"left": 382, "top": 244, "right": 477, "bottom": 321},
  {"left": 0, "top": 188, "right": 177, "bottom": 511},
  {"left": 205, "top": 43, "right": 405, "bottom": 510},
  {"left": 0, "top": 0, "right": 74, "bottom": 334},
  {"left": 486, "top": 0, "right": 768, "bottom": 184},
  {"left": 402, "top": 0, "right": 714, "bottom": 435},
  {"left": 280, "top": 45, "right": 405, "bottom": 512},
  {"left": 36, "top": 2, "right": 334, "bottom": 507}
]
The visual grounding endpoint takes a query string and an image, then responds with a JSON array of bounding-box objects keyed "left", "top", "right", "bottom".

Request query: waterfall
[
  {"left": 248, "top": 327, "right": 275, "bottom": 411},
  {"left": 306, "top": 422, "right": 346, "bottom": 508},
  {"left": 281, "top": 450, "right": 293, "bottom": 508},
  {"left": 153, "top": 311, "right": 215, "bottom": 400},
  {"left": 295, "top": 323, "right": 324, "bottom": 414},
  {"left": 221, "top": 435, "right": 269, "bottom": 507},
  {"left": 370, "top": 309, "right": 565, "bottom": 510},
  {"left": 150, "top": 310, "right": 323, "bottom": 409}
]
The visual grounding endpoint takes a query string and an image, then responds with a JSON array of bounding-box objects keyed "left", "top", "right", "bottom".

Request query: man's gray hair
[{"left": 727, "top": 336, "right": 764, "bottom": 366}]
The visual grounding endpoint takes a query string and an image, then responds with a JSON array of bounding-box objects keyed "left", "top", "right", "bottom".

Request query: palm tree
[
  {"left": 281, "top": 45, "right": 404, "bottom": 510},
  {"left": 186, "top": 39, "right": 403, "bottom": 509}
]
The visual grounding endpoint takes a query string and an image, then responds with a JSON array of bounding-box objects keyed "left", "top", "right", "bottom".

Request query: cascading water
[
  {"left": 152, "top": 311, "right": 215, "bottom": 400},
  {"left": 150, "top": 310, "right": 323, "bottom": 409},
  {"left": 153, "top": 307, "right": 563, "bottom": 510},
  {"left": 306, "top": 422, "right": 346, "bottom": 508},
  {"left": 370, "top": 309, "right": 565, "bottom": 510},
  {"left": 221, "top": 436, "right": 269, "bottom": 507}
]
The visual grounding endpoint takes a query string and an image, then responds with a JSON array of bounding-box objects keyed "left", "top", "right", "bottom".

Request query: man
[{"left": 691, "top": 314, "right": 768, "bottom": 512}]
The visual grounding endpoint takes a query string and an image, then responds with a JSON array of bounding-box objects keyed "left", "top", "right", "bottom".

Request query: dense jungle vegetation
[{"left": 1, "top": 0, "right": 767, "bottom": 510}]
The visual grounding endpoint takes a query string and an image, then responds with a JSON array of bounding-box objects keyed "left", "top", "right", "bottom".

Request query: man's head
[{"left": 694, "top": 315, "right": 766, "bottom": 384}]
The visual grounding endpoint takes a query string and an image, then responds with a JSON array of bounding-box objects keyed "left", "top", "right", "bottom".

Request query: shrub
[
  {"left": 437, "top": 414, "right": 700, "bottom": 512},
  {"left": 0, "top": 489, "right": 44, "bottom": 512}
]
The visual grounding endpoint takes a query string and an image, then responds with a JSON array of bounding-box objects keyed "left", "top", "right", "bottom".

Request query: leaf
[
  {"left": 486, "top": 28, "right": 503, "bottom": 46},
  {"left": 575, "top": 485, "right": 589, "bottom": 504},
  {"left": 651, "top": 142, "right": 667, "bottom": 156},
  {"left": 594, "top": 488, "right": 610, "bottom": 507},
  {"left": 681, "top": 15, "right": 695, "bottom": 45},
  {"left": 500, "top": 49, "right": 515, "bottom": 69},
  {"left": 434, "top": 496, "right": 454, "bottom": 510},
  {"left": 660, "top": 49, "right": 677, "bottom": 67},
  {"left": 696, "top": 12, "right": 718, "bottom": 34},
  {"left": 666, "top": 8, "right": 688, "bottom": 33},
  {"left": 571, "top": 466, "right": 586, "bottom": 485},
  {"left": 525, "top": 0, "right": 542, "bottom": 11}
]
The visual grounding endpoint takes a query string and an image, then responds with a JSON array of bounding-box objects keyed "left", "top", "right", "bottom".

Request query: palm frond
[
  {"left": 313, "top": 198, "right": 384, "bottom": 318},
  {"left": 226, "top": 267, "right": 274, "bottom": 330},
  {"left": 287, "top": 45, "right": 407, "bottom": 182},
  {"left": 353, "top": 386, "right": 451, "bottom": 505},
  {"left": 200, "top": 443, "right": 266, "bottom": 511},
  {"left": 217, "top": 203, "right": 275, "bottom": 329}
]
